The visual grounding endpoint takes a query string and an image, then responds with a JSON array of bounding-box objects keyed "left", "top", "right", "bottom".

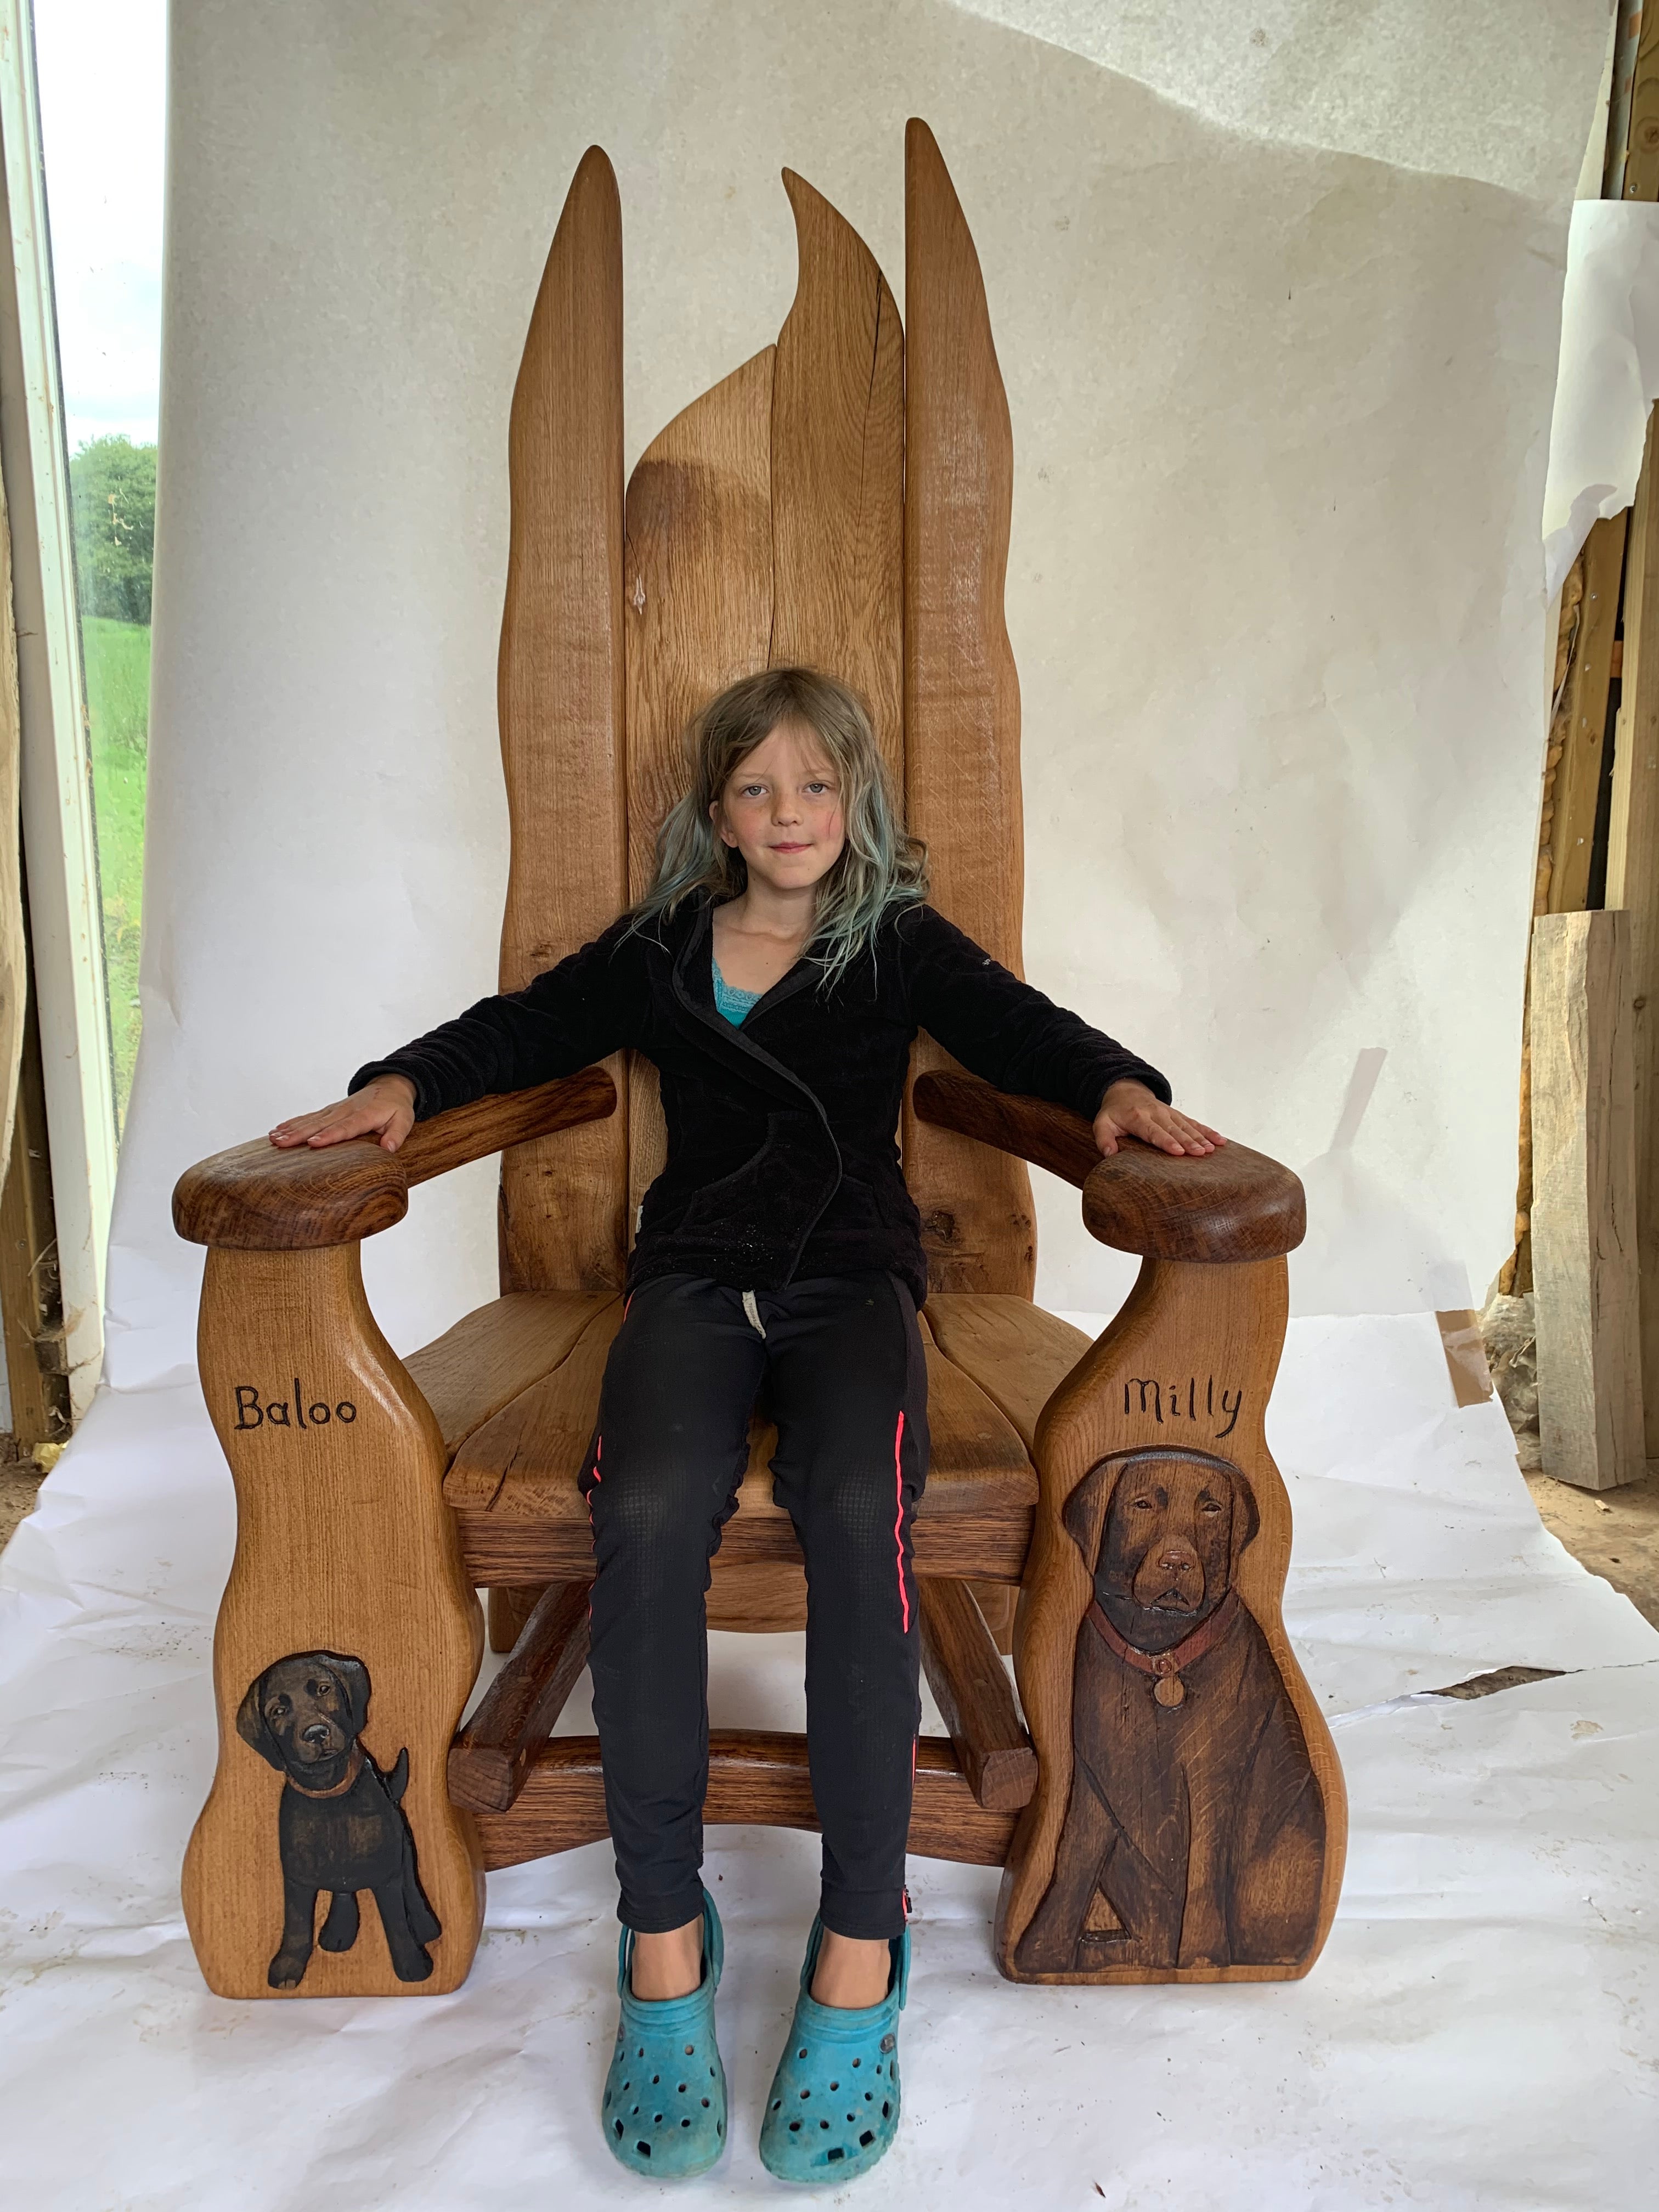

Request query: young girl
[{"left": 271, "top": 666, "right": 1219, "bottom": 2183}]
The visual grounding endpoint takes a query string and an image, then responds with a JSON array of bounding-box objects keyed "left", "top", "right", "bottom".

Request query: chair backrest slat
[
  {"left": 496, "top": 147, "right": 629, "bottom": 1294},
  {"left": 769, "top": 171, "right": 905, "bottom": 788},
  {"left": 901, "top": 119, "right": 1035, "bottom": 1296},
  {"left": 621, "top": 346, "right": 776, "bottom": 1224}
]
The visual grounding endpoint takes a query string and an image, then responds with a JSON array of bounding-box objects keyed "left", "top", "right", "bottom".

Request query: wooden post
[
  {"left": 1530, "top": 912, "right": 1645, "bottom": 1489},
  {"left": 1607, "top": 410, "right": 1659, "bottom": 1459}
]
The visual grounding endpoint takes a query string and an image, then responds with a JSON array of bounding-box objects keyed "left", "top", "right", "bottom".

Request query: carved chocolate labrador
[
  {"left": 237, "top": 1651, "right": 441, "bottom": 1989},
  {"left": 1016, "top": 1447, "right": 1323, "bottom": 1976}
]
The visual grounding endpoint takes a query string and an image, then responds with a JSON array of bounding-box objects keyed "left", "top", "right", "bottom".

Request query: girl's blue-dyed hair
[{"left": 630, "top": 665, "right": 928, "bottom": 984}]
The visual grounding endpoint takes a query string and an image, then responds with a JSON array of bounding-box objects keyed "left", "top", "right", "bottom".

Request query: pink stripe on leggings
[{"left": 893, "top": 1410, "right": 910, "bottom": 1632}]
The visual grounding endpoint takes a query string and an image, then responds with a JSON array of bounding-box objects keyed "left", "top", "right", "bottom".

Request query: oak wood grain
[
  {"left": 901, "top": 119, "right": 1034, "bottom": 1296},
  {"left": 496, "top": 147, "right": 630, "bottom": 1295},
  {"left": 707, "top": 1559, "right": 809, "bottom": 1633},
  {"left": 173, "top": 1069, "right": 617, "bottom": 1253},
  {"left": 913, "top": 1072, "right": 1306, "bottom": 1262},
  {"left": 995, "top": 1254, "right": 1345, "bottom": 1984},
  {"left": 770, "top": 170, "right": 904, "bottom": 785},
  {"left": 623, "top": 346, "right": 776, "bottom": 1232},
  {"left": 917, "top": 1578, "right": 1037, "bottom": 1812},
  {"left": 925, "top": 1294, "right": 1092, "bottom": 1454},
  {"left": 403, "top": 1290, "right": 614, "bottom": 1461},
  {"left": 183, "top": 1246, "right": 484, "bottom": 1997},
  {"left": 447, "top": 1579, "right": 591, "bottom": 1813},
  {"left": 444, "top": 1323, "right": 1036, "bottom": 1598},
  {"left": 453, "top": 1502, "right": 1034, "bottom": 1588},
  {"left": 472, "top": 1729, "right": 1017, "bottom": 1870}
]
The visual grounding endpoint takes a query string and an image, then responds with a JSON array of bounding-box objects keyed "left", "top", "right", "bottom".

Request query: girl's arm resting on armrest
[
  {"left": 904, "top": 907, "right": 1222, "bottom": 1160},
  {"left": 272, "top": 920, "right": 637, "bottom": 1155}
]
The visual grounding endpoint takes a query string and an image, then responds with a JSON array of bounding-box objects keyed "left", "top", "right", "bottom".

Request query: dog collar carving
[
  {"left": 284, "top": 1744, "right": 366, "bottom": 1799},
  {"left": 1085, "top": 1589, "right": 1242, "bottom": 1707}
]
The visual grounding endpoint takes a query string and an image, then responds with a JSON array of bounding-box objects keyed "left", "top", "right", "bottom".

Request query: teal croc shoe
[
  {"left": 602, "top": 1889, "right": 727, "bottom": 2179},
  {"left": 759, "top": 1918, "right": 910, "bottom": 2183}
]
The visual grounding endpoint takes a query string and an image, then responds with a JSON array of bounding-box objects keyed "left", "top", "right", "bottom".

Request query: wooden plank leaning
[{"left": 1530, "top": 911, "right": 1645, "bottom": 1490}]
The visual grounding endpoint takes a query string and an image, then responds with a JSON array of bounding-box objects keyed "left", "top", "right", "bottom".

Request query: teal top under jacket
[{"left": 711, "top": 956, "right": 763, "bottom": 1028}]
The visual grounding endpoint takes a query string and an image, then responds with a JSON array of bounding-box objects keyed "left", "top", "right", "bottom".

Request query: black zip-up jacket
[{"left": 349, "top": 895, "right": 1170, "bottom": 1306}]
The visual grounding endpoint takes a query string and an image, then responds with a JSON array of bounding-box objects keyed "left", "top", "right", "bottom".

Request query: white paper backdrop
[
  {"left": 9, "top": 12, "right": 1659, "bottom": 2207},
  {"left": 106, "top": 0, "right": 1612, "bottom": 1380}
]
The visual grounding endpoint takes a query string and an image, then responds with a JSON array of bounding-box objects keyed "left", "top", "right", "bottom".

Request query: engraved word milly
[
  {"left": 233, "top": 1379, "right": 358, "bottom": 1432},
  {"left": 1121, "top": 1375, "right": 1242, "bottom": 1441}
]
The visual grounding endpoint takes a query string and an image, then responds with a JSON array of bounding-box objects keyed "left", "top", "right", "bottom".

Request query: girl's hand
[
  {"left": 269, "top": 1075, "right": 417, "bottom": 1154},
  {"left": 1094, "top": 1079, "right": 1223, "bottom": 1160}
]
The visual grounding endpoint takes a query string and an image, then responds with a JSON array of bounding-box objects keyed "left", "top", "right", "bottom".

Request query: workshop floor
[{"left": 1527, "top": 1464, "right": 1659, "bottom": 1625}]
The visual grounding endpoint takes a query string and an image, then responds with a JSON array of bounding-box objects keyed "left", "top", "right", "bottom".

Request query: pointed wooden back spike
[
  {"left": 769, "top": 170, "right": 904, "bottom": 785},
  {"left": 496, "top": 146, "right": 628, "bottom": 1293},
  {"left": 902, "top": 118, "right": 1034, "bottom": 1295},
  {"left": 622, "top": 346, "right": 777, "bottom": 1218}
]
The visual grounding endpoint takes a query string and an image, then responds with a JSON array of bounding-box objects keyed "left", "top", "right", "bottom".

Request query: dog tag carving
[{"left": 1153, "top": 1674, "right": 1185, "bottom": 1709}]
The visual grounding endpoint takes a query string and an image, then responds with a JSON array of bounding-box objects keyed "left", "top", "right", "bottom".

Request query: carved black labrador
[
  {"left": 1017, "top": 1447, "right": 1323, "bottom": 1976},
  {"left": 237, "top": 1650, "right": 441, "bottom": 1989}
]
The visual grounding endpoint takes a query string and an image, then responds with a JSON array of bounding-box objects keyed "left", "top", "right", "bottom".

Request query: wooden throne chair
[{"left": 173, "top": 123, "right": 1345, "bottom": 2000}]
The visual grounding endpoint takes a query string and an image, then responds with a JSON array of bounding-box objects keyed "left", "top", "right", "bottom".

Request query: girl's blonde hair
[{"left": 631, "top": 666, "right": 928, "bottom": 984}]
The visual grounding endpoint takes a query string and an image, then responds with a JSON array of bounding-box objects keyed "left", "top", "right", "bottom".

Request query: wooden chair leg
[
  {"left": 450, "top": 1579, "right": 591, "bottom": 1812},
  {"left": 182, "top": 1245, "right": 485, "bottom": 1997},
  {"left": 996, "top": 1255, "right": 1346, "bottom": 1984}
]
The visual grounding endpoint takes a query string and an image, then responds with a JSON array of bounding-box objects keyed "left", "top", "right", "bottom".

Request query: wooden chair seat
[{"left": 407, "top": 1289, "right": 1094, "bottom": 1588}]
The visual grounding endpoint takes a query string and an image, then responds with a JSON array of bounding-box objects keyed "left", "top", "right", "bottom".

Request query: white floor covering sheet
[{"left": 0, "top": 1310, "right": 1655, "bottom": 2209}]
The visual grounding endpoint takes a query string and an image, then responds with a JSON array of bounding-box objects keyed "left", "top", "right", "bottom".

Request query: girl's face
[{"left": 712, "top": 721, "right": 846, "bottom": 898}]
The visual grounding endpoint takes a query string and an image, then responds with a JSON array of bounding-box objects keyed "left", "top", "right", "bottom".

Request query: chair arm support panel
[
  {"left": 911, "top": 1071, "right": 1305, "bottom": 1263},
  {"left": 172, "top": 1065, "right": 618, "bottom": 1251}
]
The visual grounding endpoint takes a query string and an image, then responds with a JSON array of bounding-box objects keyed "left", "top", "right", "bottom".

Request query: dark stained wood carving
[
  {"left": 917, "top": 1578, "right": 1037, "bottom": 1811},
  {"left": 173, "top": 1069, "right": 616, "bottom": 1252},
  {"left": 770, "top": 170, "right": 904, "bottom": 786},
  {"left": 901, "top": 119, "right": 1035, "bottom": 1297},
  {"left": 496, "top": 146, "right": 630, "bottom": 1295},
  {"left": 447, "top": 1580, "right": 591, "bottom": 1813},
  {"left": 238, "top": 1650, "right": 442, "bottom": 1989},
  {"left": 470, "top": 1729, "right": 1015, "bottom": 1871},
  {"left": 913, "top": 1071, "right": 1308, "bottom": 1262},
  {"left": 1011, "top": 1448, "right": 1323, "bottom": 1974},
  {"left": 997, "top": 1253, "right": 1346, "bottom": 1983}
]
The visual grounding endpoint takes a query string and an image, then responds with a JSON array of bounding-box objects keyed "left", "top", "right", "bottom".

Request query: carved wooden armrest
[
  {"left": 910, "top": 1071, "right": 1305, "bottom": 1262},
  {"left": 172, "top": 1064, "right": 618, "bottom": 1251}
]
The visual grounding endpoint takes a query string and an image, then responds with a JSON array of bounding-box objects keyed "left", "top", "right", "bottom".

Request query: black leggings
[{"left": 579, "top": 1271, "right": 929, "bottom": 1940}]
